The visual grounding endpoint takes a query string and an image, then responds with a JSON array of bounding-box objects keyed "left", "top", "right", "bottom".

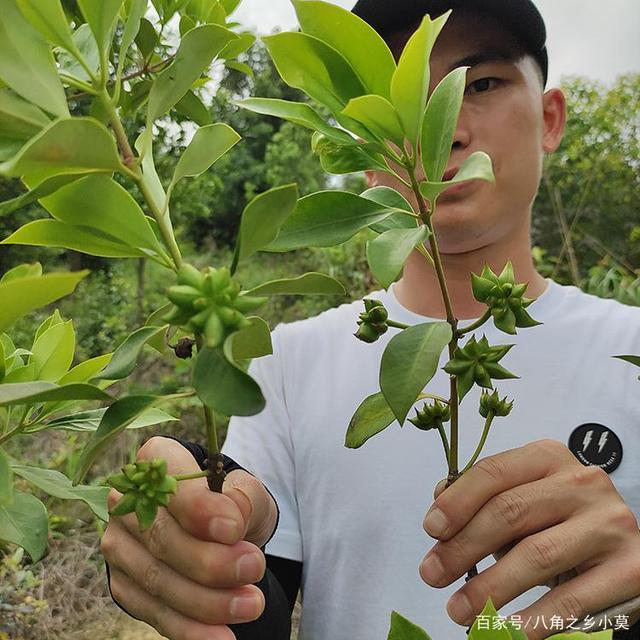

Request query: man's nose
[{"left": 451, "top": 104, "right": 472, "bottom": 150}]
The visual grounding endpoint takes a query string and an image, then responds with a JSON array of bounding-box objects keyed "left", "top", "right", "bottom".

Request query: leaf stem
[
  {"left": 174, "top": 470, "right": 210, "bottom": 481},
  {"left": 460, "top": 413, "right": 495, "bottom": 474},
  {"left": 387, "top": 319, "right": 409, "bottom": 330},
  {"left": 457, "top": 310, "right": 492, "bottom": 337},
  {"left": 0, "top": 406, "right": 29, "bottom": 445},
  {"left": 437, "top": 424, "right": 450, "bottom": 461}
]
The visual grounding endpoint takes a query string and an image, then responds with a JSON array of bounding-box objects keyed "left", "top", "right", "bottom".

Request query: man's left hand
[{"left": 419, "top": 438, "right": 640, "bottom": 639}]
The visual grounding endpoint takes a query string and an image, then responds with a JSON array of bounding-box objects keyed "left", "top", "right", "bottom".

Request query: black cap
[{"left": 351, "top": 0, "right": 548, "bottom": 85}]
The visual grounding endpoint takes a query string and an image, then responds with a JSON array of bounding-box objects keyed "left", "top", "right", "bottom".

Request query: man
[{"left": 100, "top": 1, "right": 640, "bottom": 639}]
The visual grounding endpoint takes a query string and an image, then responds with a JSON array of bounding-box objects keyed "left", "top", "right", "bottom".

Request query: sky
[{"left": 233, "top": 0, "right": 640, "bottom": 87}]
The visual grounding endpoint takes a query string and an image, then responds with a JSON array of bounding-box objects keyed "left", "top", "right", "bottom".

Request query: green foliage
[
  {"left": 380, "top": 322, "right": 452, "bottom": 425},
  {"left": 345, "top": 391, "right": 396, "bottom": 449}
]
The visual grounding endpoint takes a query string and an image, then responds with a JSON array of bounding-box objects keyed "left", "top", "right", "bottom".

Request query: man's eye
[{"left": 467, "top": 78, "right": 499, "bottom": 93}]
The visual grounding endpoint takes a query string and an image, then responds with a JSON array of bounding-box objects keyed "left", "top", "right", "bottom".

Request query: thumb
[
  {"left": 433, "top": 478, "right": 448, "bottom": 500},
  {"left": 223, "top": 470, "right": 278, "bottom": 548}
]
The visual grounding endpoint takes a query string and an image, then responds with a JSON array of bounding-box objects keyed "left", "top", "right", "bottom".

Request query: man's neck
[{"left": 393, "top": 224, "right": 548, "bottom": 321}]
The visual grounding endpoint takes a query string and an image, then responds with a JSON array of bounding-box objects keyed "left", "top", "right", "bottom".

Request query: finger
[
  {"left": 109, "top": 504, "right": 265, "bottom": 589},
  {"left": 108, "top": 565, "right": 237, "bottom": 640},
  {"left": 138, "top": 437, "right": 245, "bottom": 544},
  {"left": 107, "top": 525, "right": 265, "bottom": 625},
  {"left": 223, "top": 470, "right": 278, "bottom": 548},
  {"left": 440, "top": 513, "right": 607, "bottom": 627},
  {"left": 423, "top": 439, "right": 580, "bottom": 540},
  {"left": 505, "top": 557, "right": 640, "bottom": 640},
  {"left": 420, "top": 468, "right": 604, "bottom": 588}
]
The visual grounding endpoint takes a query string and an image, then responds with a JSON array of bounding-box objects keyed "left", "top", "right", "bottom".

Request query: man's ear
[
  {"left": 364, "top": 170, "right": 378, "bottom": 188},
  {"left": 541, "top": 88, "right": 567, "bottom": 153}
]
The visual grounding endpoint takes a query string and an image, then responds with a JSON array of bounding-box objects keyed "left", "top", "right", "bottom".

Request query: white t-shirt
[{"left": 222, "top": 278, "right": 640, "bottom": 640}]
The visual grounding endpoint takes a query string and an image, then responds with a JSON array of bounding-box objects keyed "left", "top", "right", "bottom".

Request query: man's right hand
[{"left": 100, "top": 436, "right": 279, "bottom": 640}]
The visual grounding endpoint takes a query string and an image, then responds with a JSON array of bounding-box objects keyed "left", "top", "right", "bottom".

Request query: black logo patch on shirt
[{"left": 568, "top": 424, "right": 623, "bottom": 473}]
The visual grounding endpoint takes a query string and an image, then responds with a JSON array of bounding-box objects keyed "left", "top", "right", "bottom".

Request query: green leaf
[
  {"left": 0, "top": 270, "right": 88, "bottom": 333},
  {"left": 1, "top": 219, "right": 148, "bottom": 258},
  {"left": 16, "top": 0, "right": 76, "bottom": 52},
  {"left": 0, "top": 262, "right": 42, "bottom": 285},
  {"left": 292, "top": 0, "right": 395, "bottom": 99},
  {"left": 40, "top": 174, "right": 166, "bottom": 256},
  {"left": 0, "top": 339, "right": 4, "bottom": 381},
  {"left": 547, "top": 632, "right": 612, "bottom": 640},
  {"left": 422, "top": 67, "right": 469, "bottom": 182},
  {"left": 0, "top": 118, "right": 123, "bottom": 183},
  {"left": 174, "top": 90, "right": 213, "bottom": 126},
  {"left": 117, "top": 0, "right": 146, "bottom": 77},
  {"left": 421, "top": 66, "right": 468, "bottom": 182},
  {"left": 387, "top": 610, "right": 432, "bottom": 640},
  {"left": 0, "top": 448, "right": 13, "bottom": 507},
  {"left": 72, "top": 395, "right": 158, "bottom": 485},
  {"left": 420, "top": 151, "right": 495, "bottom": 203},
  {"left": 147, "top": 24, "right": 238, "bottom": 123},
  {"left": 219, "top": 0, "right": 240, "bottom": 15},
  {"left": 390, "top": 12, "right": 449, "bottom": 147},
  {"left": 380, "top": 322, "right": 452, "bottom": 425},
  {"left": 361, "top": 186, "right": 417, "bottom": 233},
  {"left": 172, "top": 123, "right": 240, "bottom": 185},
  {"left": 615, "top": 354, "right": 640, "bottom": 368},
  {"left": 468, "top": 598, "right": 511, "bottom": 640},
  {"left": 315, "top": 138, "right": 387, "bottom": 175},
  {"left": 32, "top": 309, "right": 63, "bottom": 346},
  {"left": 224, "top": 60, "right": 253, "bottom": 77},
  {"left": 57, "top": 24, "right": 100, "bottom": 83},
  {"left": 263, "top": 32, "right": 365, "bottom": 117},
  {"left": 220, "top": 32, "right": 256, "bottom": 60},
  {"left": 2, "top": 363, "right": 35, "bottom": 384},
  {"left": 345, "top": 391, "right": 396, "bottom": 449},
  {"left": 342, "top": 95, "right": 405, "bottom": 146},
  {"left": 30, "top": 319, "right": 75, "bottom": 381},
  {"left": 233, "top": 184, "right": 299, "bottom": 268},
  {"left": 0, "top": 490, "right": 48, "bottom": 561},
  {"left": 0, "top": 382, "right": 113, "bottom": 406},
  {"left": 0, "top": 88, "right": 51, "bottom": 142},
  {"left": 224, "top": 317, "right": 272, "bottom": 361},
  {"left": 45, "top": 406, "right": 177, "bottom": 433},
  {"left": 59, "top": 353, "right": 112, "bottom": 384},
  {"left": 264, "top": 191, "right": 398, "bottom": 252},
  {"left": 135, "top": 18, "right": 158, "bottom": 59},
  {"left": 91, "top": 326, "right": 167, "bottom": 381},
  {"left": 244, "top": 273, "right": 345, "bottom": 296},
  {"left": 0, "top": 0, "right": 69, "bottom": 118},
  {"left": 236, "top": 98, "right": 353, "bottom": 144},
  {"left": 0, "top": 174, "right": 83, "bottom": 218},
  {"left": 10, "top": 464, "right": 109, "bottom": 521},
  {"left": 77, "top": 0, "right": 123, "bottom": 53},
  {"left": 193, "top": 346, "right": 265, "bottom": 417},
  {"left": 367, "top": 226, "right": 431, "bottom": 289}
]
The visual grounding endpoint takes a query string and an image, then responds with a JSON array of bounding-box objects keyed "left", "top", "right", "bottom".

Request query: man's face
[{"left": 368, "top": 11, "right": 565, "bottom": 254}]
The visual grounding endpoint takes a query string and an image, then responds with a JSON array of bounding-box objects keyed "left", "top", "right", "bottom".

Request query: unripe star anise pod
[
  {"left": 444, "top": 335, "right": 519, "bottom": 401},
  {"left": 162, "top": 263, "right": 267, "bottom": 349},
  {"left": 408, "top": 399, "right": 451, "bottom": 431},
  {"left": 354, "top": 298, "right": 389, "bottom": 344},
  {"left": 107, "top": 458, "right": 178, "bottom": 531},
  {"left": 479, "top": 389, "right": 514, "bottom": 419},
  {"left": 471, "top": 262, "right": 541, "bottom": 335}
]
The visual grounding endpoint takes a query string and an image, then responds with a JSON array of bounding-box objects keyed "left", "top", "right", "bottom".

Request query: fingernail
[
  {"left": 448, "top": 592, "right": 474, "bottom": 625},
  {"left": 420, "top": 553, "right": 445, "bottom": 585},
  {"left": 424, "top": 507, "right": 448, "bottom": 538},
  {"left": 209, "top": 517, "right": 240, "bottom": 543},
  {"left": 236, "top": 553, "right": 263, "bottom": 583},
  {"left": 230, "top": 594, "right": 261, "bottom": 620}
]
